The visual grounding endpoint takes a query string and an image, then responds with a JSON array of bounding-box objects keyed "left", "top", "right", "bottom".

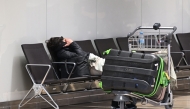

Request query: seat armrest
[
  {"left": 52, "top": 62, "right": 76, "bottom": 65},
  {"left": 52, "top": 61, "right": 76, "bottom": 79},
  {"left": 176, "top": 65, "right": 190, "bottom": 70},
  {"left": 171, "top": 52, "right": 187, "bottom": 66},
  {"left": 182, "top": 50, "right": 190, "bottom": 52},
  {"left": 180, "top": 50, "right": 190, "bottom": 65},
  {"left": 171, "top": 52, "right": 184, "bottom": 57},
  {"left": 26, "top": 64, "right": 52, "bottom": 84}
]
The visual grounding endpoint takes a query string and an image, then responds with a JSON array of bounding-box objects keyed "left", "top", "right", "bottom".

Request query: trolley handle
[
  {"left": 127, "top": 26, "right": 177, "bottom": 44},
  {"left": 127, "top": 26, "right": 177, "bottom": 37}
]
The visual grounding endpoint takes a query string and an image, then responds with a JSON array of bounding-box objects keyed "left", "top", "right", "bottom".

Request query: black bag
[
  {"left": 61, "top": 60, "right": 90, "bottom": 78},
  {"left": 101, "top": 49, "right": 168, "bottom": 101}
]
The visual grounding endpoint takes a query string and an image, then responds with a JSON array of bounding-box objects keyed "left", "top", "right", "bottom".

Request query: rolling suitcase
[{"left": 101, "top": 49, "right": 169, "bottom": 101}]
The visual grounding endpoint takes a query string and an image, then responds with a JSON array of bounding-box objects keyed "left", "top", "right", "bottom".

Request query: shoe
[
  {"left": 111, "top": 101, "right": 120, "bottom": 109},
  {"left": 125, "top": 103, "right": 137, "bottom": 109},
  {"left": 111, "top": 106, "right": 120, "bottom": 109}
]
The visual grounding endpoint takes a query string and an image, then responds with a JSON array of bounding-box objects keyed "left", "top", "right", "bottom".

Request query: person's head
[{"left": 46, "top": 36, "right": 66, "bottom": 51}]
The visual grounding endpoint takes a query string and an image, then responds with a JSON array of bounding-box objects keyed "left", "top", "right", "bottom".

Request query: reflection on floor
[{"left": 50, "top": 90, "right": 190, "bottom": 109}]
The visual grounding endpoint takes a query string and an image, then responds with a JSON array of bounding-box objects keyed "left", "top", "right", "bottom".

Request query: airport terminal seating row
[
  {"left": 174, "top": 33, "right": 190, "bottom": 90},
  {"left": 19, "top": 43, "right": 102, "bottom": 109},
  {"left": 19, "top": 33, "right": 190, "bottom": 109}
]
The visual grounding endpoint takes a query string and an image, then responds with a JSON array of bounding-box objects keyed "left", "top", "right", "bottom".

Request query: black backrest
[
  {"left": 47, "top": 44, "right": 59, "bottom": 62},
  {"left": 75, "top": 40, "right": 98, "bottom": 55},
  {"left": 116, "top": 37, "right": 129, "bottom": 51},
  {"left": 176, "top": 33, "right": 190, "bottom": 50},
  {"left": 171, "top": 35, "right": 181, "bottom": 52},
  {"left": 21, "top": 43, "right": 57, "bottom": 83},
  {"left": 94, "top": 38, "right": 118, "bottom": 57},
  {"left": 176, "top": 33, "right": 190, "bottom": 64},
  {"left": 45, "top": 41, "right": 62, "bottom": 78},
  {"left": 171, "top": 35, "right": 186, "bottom": 66}
]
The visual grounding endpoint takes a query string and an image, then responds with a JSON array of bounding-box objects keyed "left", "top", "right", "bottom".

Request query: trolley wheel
[
  {"left": 163, "top": 91, "right": 173, "bottom": 109},
  {"left": 125, "top": 97, "right": 137, "bottom": 109},
  {"left": 131, "top": 97, "right": 137, "bottom": 105},
  {"left": 165, "top": 98, "right": 173, "bottom": 109}
]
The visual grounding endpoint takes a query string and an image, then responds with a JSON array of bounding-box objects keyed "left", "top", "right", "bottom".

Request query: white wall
[
  {"left": 0, "top": 0, "right": 46, "bottom": 102},
  {"left": 97, "top": 0, "right": 141, "bottom": 39},
  {"left": 47, "top": 0, "right": 97, "bottom": 40},
  {"left": 0, "top": 0, "right": 189, "bottom": 102},
  {"left": 142, "top": 0, "right": 183, "bottom": 34},
  {"left": 183, "top": 0, "right": 190, "bottom": 33}
]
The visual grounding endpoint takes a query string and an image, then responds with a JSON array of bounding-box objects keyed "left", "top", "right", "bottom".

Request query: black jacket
[{"left": 56, "top": 42, "right": 90, "bottom": 78}]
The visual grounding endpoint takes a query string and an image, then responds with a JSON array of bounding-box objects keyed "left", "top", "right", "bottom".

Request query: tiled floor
[{"left": 52, "top": 90, "right": 190, "bottom": 109}]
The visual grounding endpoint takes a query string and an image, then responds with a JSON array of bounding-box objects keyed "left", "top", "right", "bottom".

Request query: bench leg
[{"left": 19, "top": 84, "right": 59, "bottom": 109}]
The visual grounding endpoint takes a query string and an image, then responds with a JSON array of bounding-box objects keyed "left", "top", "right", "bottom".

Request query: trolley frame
[{"left": 112, "top": 26, "right": 177, "bottom": 109}]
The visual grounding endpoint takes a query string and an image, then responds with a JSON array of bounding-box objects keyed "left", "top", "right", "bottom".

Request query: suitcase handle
[
  {"left": 103, "top": 65, "right": 157, "bottom": 77},
  {"left": 106, "top": 56, "right": 158, "bottom": 64}
]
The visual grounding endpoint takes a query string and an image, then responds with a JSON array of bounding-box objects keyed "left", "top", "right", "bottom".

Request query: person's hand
[{"left": 63, "top": 38, "right": 73, "bottom": 47}]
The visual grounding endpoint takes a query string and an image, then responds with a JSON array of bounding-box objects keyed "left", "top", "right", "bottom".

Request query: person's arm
[
  {"left": 57, "top": 49, "right": 78, "bottom": 60},
  {"left": 64, "top": 38, "right": 86, "bottom": 55},
  {"left": 64, "top": 38, "right": 82, "bottom": 51},
  {"left": 69, "top": 42, "right": 83, "bottom": 52}
]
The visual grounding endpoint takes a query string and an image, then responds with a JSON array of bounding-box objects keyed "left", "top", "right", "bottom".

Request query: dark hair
[{"left": 46, "top": 36, "right": 66, "bottom": 51}]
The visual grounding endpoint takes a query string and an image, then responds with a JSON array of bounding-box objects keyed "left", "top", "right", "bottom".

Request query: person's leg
[{"left": 90, "top": 66, "right": 102, "bottom": 76}]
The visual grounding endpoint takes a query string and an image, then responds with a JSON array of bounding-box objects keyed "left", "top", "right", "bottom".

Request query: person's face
[
  {"left": 62, "top": 38, "right": 65, "bottom": 43},
  {"left": 61, "top": 38, "right": 67, "bottom": 47}
]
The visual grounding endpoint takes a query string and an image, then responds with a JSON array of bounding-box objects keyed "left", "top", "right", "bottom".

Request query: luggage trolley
[{"left": 111, "top": 24, "right": 177, "bottom": 109}]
